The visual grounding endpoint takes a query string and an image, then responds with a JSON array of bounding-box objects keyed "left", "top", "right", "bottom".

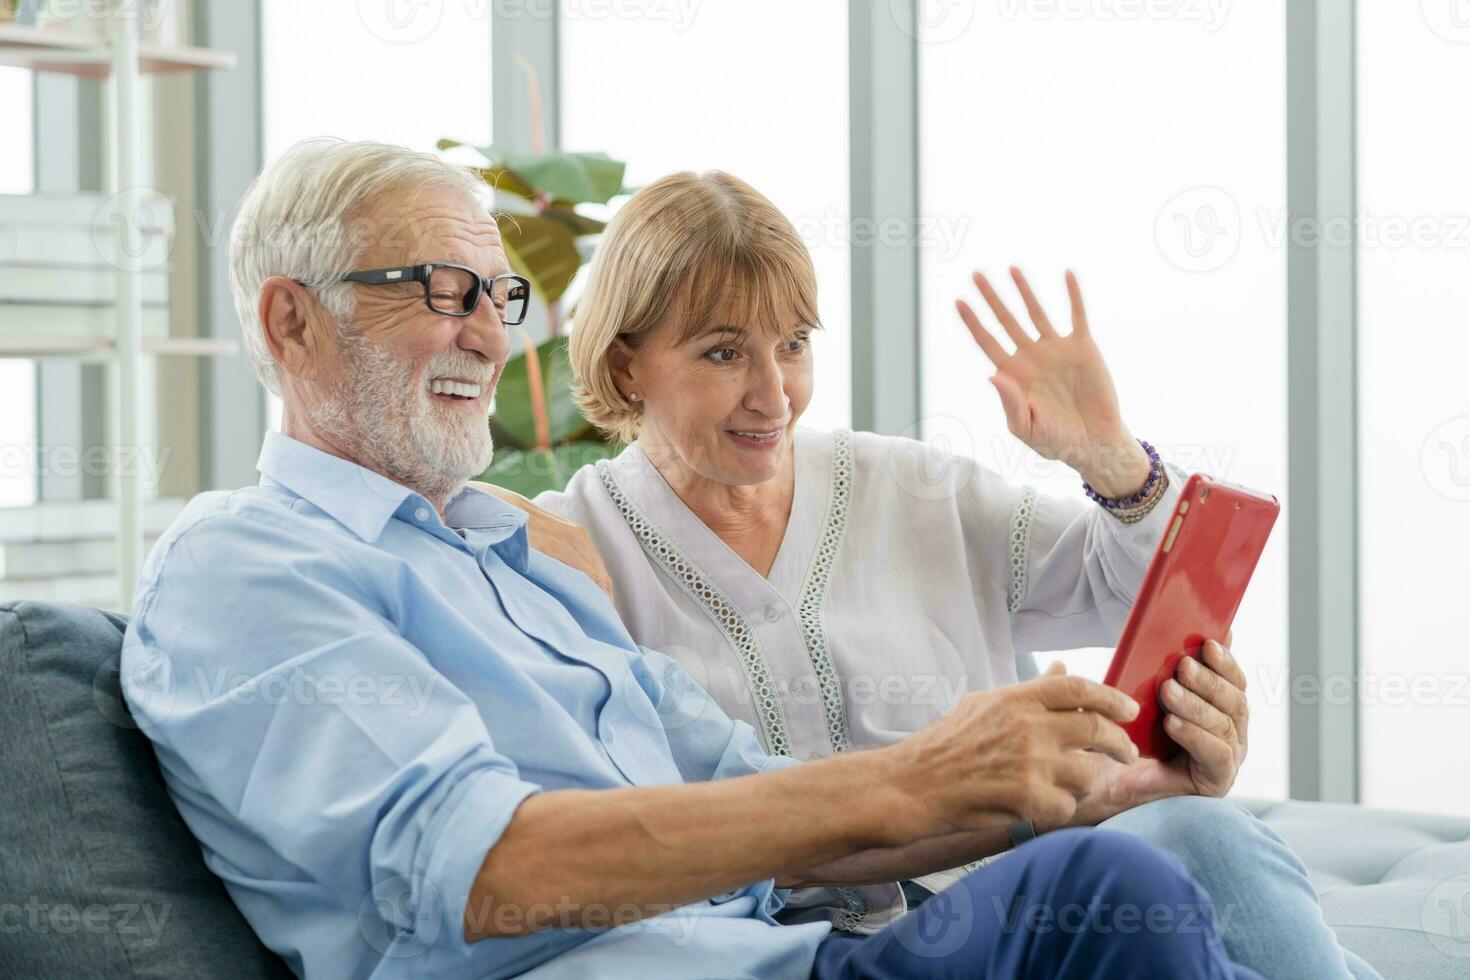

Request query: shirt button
[
  {"left": 414, "top": 507, "right": 431, "bottom": 522},
  {"left": 764, "top": 606, "right": 781, "bottom": 623}
]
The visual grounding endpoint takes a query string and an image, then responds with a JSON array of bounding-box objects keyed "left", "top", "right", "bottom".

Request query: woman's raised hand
[{"left": 955, "top": 268, "right": 1149, "bottom": 498}]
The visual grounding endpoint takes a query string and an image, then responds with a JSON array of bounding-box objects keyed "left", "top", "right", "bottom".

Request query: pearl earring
[{"left": 628, "top": 392, "right": 640, "bottom": 402}]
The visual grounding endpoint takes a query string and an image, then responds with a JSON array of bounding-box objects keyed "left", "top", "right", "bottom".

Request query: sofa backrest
[{"left": 0, "top": 600, "right": 293, "bottom": 979}]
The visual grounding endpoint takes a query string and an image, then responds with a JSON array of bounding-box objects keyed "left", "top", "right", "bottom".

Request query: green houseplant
[{"left": 438, "top": 138, "right": 632, "bottom": 495}]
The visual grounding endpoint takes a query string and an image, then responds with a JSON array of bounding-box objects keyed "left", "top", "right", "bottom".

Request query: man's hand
[
  {"left": 883, "top": 672, "right": 1141, "bottom": 841},
  {"left": 469, "top": 658, "right": 1146, "bottom": 939},
  {"left": 1065, "top": 634, "right": 1249, "bottom": 825},
  {"left": 468, "top": 482, "right": 617, "bottom": 604}
]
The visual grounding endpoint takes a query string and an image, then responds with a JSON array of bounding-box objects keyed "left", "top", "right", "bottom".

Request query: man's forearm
[
  {"left": 464, "top": 670, "right": 1149, "bottom": 941},
  {"left": 779, "top": 824, "right": 1013, "bottom": 889},
  {"left": 790, "top": 780, "right": 1171, "bottom": 890},
  {"left": 465, "top": 747, "right": 928, "bottom": 941}
]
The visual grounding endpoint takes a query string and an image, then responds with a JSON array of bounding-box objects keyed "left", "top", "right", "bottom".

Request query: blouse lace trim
[
  {"left": 795, "top": 428, "right": 856, "bottom": 756},
  {"left": 595, "top": 458, "right": 794, "bottom": 757},
  {"left": 831, "top": 887, "right": 870, "bottom": 932},
  {"left": 599, "top": 435, "right": 870, "bottom": 926},
  {"left": 1007, "top": 486, "right": 1040, "bottom": 614}
]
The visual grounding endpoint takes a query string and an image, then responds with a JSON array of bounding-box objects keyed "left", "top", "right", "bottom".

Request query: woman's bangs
[{"left": 668, "top": 245, "right": 821, "bottom": 345}]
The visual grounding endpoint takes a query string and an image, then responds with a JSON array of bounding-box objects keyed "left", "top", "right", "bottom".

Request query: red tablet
[{"left": 1103, "top": 473, "right": 1280, "bottom": 760}]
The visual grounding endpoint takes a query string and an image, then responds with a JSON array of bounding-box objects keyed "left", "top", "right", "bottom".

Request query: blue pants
[
  {"left": 809, "top": 828, "right": 1262, "bottom": 979},
  {"left": 1099, "top": 796, "right": 1379, "bottom": 979}
]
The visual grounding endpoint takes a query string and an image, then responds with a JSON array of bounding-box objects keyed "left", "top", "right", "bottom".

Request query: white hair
[{"left": 227, "top": 138, "right": 491, "bottom": 395}]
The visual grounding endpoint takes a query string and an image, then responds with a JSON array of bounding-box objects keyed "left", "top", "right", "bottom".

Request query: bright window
[
  {"left": 1, "top": 66, "right": 37, "bottom": 508},
  {"left": 919, "top": 6, "right": 1287, "bottom": 798},
  {"left": 262, "top": 0, "right": 492, "bottom": 162},
  {"left": 560, "top": 0, "right": 851, "bottom": 431},
  {"left": 1357, "top": 1, "right": 1470, "bottom": 816},
  {"left": 260, "top": 0, "right": 496, "bottom": 432}
]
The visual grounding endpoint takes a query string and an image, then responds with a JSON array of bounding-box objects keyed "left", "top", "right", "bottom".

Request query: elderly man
[{"left": 120, "top": 139, "right": 1261, "bottom": 980}]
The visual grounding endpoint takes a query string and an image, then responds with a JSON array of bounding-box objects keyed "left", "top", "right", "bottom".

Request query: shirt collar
[
  {"left": 255, "top": 431, "right": 527, "bottom": 544},
  {"left": 443, "top": 483, "right": 529, "bottom": 537}
]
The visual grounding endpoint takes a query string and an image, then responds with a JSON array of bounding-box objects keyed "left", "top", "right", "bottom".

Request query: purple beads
[{"left": 1082, "top": 440, "right": 1162, "bottom": 509}]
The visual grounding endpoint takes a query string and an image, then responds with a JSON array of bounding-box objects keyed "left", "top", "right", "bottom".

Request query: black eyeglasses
[{"left": 333, "top": 263, "right": 531, "bottom": 325}]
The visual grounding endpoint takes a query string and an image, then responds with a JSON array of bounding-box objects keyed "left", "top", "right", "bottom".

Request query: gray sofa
[{"left": 2, "top": 599, "right": 1468, "bottom": 978}]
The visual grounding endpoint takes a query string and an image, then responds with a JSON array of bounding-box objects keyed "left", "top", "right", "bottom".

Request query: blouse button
[
  {"left": 764, "top": 606, "right": 781, "bottom": 623},
  {"left": 413, "top": 507, "right": 431, "bottom": 522}
]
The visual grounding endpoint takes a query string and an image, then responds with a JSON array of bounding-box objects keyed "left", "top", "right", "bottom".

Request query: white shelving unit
[{"left": 0, "top": 16, "right": 238, "bottom": 610}]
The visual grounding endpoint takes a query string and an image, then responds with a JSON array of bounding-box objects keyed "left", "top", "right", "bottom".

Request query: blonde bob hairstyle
[{"left": 569, "top": 170, "right": 821, "bottom": 444}]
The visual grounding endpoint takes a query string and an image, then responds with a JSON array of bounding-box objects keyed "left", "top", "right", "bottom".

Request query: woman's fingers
[
  {"left": 1009, "top": 267, "right": 1060, "bottom": 340},
  {"left": 1165, "top": 714, "right": 1237, "bottom": 791},
  {"left": 959, "top": 267, "right": 1087, "bottom": 361},
  {"left": 1201, "top": 639, "right": 1247, "bottom": 693},
  {"left": 1195, "top": 643, "right": 1250, "bottom": 750},
  {"left": 974, "top": 271, "right": 1037, "bottom": 348},
  {"left": 1178, "top": 654, "right": 1248, "bottom": 733},
  {"left": 1064, "top": 269, "right": 1091, "bottom": 336},
  {"left": 955, "top": 299, "right": 1011, "bottom": 367},
  {"left": 1160, "top": 677, "right": 1234, "bottom": 742}
]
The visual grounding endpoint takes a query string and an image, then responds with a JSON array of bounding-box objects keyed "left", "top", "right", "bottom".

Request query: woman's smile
[{"left": 724, "top": 426, "right": 785, "bottom": 451}]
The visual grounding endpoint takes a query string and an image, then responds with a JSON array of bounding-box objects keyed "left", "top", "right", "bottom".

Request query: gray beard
[{"left": 309, "top": 326, "right": 496, "bottom": 504}]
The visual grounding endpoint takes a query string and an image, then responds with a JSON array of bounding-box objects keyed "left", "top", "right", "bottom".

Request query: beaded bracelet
[
  {"left": 1082, "top": 440, "right": 1170, "bottom": 524},
  {"left": 1082, "top": 439, "right": 1162, "bottom": 508},
  {"left": 1108, "top": 468, "right": 1170, "bottom": 524}
]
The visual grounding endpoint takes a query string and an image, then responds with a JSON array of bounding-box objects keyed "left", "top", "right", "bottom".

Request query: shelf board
[
  {"left": 138, "top": 42, "right": 237, "bottom": 74},
  {"left": 0, "top": 336, "right": 240, "bottom": 359},
  {"left": 143, "top": 337, "right": 240, "bottom": 357},
  {"left": 0, "top": 337, "right": 113, "bottom": 358},
  {"left": 0, "top": 24, "right": 235, "bottom": 76},
  {"left": 0, "top": 23, "right": 100, "bottom": 51}
]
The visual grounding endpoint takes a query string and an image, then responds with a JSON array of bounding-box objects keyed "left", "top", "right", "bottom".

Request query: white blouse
[{"left": 535, "top": 426, "right": 1185, "bottom": 929}]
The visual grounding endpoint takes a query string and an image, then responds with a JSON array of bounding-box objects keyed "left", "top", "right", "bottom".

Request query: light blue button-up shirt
[{"left": 121, "top": 432, "right": 830, "bottom": 979}]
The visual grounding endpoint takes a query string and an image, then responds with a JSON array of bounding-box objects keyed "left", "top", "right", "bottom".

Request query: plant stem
[{"left": 518, "top": 328, "right": 552, "bottom": 452}]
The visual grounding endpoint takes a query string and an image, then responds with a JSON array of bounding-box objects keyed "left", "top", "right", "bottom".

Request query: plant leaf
[
  {"left": 472, "top": 166, "right": 537, "bottom": 200},
  {"left": 542, "top": 204, "right": 607, "bottom": 237},
  {"left": 497, "top": 213, "right": 583, "bottom": 306},
  {"left": 463, "top": 144, "right": 627, "bottom": 204},
  {"left": 490, "top": 335, "right": 599, "bottom": 449},
  {"left": 474, "top": 441, "right": 619, "bottom": 495},
  {"left": 439, "top": 139, "right": 625, "bottom": 204},
  {"left": 438, "top": 139, "right": 537, "bottom": 200}
]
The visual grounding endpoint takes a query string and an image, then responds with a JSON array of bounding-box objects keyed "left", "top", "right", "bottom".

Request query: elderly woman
[{"left": 530, "top": 171, "right": 1376, "bottom": 980}]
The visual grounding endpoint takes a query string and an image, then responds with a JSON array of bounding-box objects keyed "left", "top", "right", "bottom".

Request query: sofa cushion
[
  {"left": 0, "top": 600, "right": 292, "bottom": 979},
  {"left": 5, "top": 603, "right": 1466, "bottom": 979},
  {"left": 1236, "top": 797, "right": 1470, "bottom": 980}
]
